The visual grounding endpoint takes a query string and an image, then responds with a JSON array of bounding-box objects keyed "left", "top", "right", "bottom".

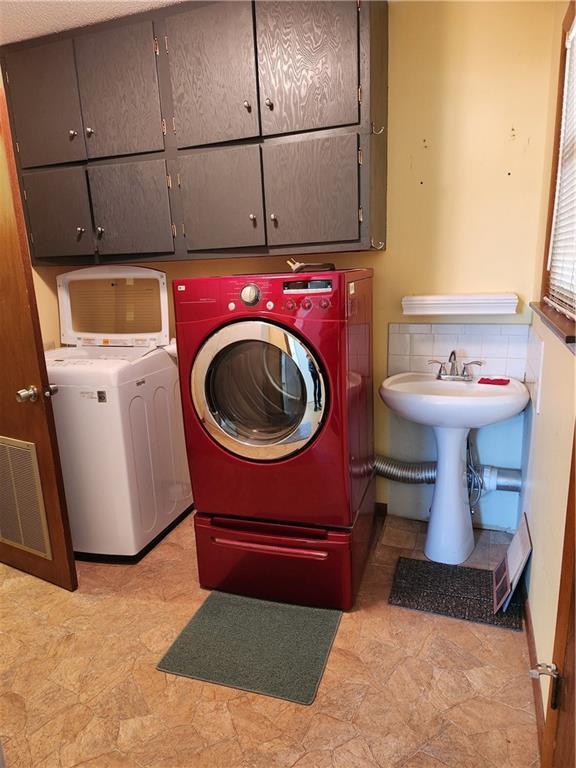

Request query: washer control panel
[{"left": 226, "top": 277, "right": 337, "bottom": 316}]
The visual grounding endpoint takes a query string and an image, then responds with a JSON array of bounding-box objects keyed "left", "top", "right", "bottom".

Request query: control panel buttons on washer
[
  {"left": 240, "top": 283, "right": 260, "bottom": 306},
  {"left": 301, "top": 298, "right": 312, "bottom": 310},
  {"left": 319, "top": 298, "right": 331, "bottom": 309},
  {"left": 266, "top": 301, "right": 274, "bottom": 310},
  {"left": 228, "top": 302, "right": 236, "bottom": 311},
  {"left": 285, "top": 299, "right": 296, "bottom": 311}
]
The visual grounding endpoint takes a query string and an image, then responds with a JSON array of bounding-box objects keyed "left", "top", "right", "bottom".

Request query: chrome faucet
[{"left": 428, "top": 350, "right": 484, "bottom": 381}]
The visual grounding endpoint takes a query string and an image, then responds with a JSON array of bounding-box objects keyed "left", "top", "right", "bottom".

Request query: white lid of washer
[{"left": 57, "top": 266, "right": 169, "bottom": 348}]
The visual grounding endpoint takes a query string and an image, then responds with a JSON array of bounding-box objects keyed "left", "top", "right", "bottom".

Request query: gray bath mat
[
  {"left": 389, "top": 557, "right": 523, "bottom": 631},
  {"left": 157, "top": 591, "right": 342, "bottom": 704}
]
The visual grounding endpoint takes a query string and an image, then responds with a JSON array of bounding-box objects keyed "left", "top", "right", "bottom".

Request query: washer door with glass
[{"left": 191, "top": 320, "right": 327, "bottom": 461}]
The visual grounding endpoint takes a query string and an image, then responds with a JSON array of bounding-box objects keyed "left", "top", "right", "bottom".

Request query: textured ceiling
[{"left": 0, "top": 0, "right": 187, "bottom": 46}]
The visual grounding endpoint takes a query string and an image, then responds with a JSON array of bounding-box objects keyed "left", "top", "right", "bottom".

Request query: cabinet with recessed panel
[{"left": 1, "top": 0, "right": 388, "bottom": 264}]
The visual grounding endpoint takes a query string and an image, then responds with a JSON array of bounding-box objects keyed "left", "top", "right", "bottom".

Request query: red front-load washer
[{"left": 174, "top": 270, "right": 375, "bottom": 609}]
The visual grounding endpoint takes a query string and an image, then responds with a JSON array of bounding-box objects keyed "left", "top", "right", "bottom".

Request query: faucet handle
[
  {"left": 428, "top": 360, "right": 447, "bottom": 378},
  {"left": 461, "top": 360, "right": 483, "bottom": 378}
]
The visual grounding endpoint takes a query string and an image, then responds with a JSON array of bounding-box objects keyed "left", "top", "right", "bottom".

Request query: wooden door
[
  {"left": 179, "top": 146, "right": 265, "bottom": 250},
  {"left": 541, "top": 433, "right": 575, "bottom": 768},
  {"left": 75, "top": 21, "right": 164, "bottom": 159},
  {"left": 256, "top": 1, "right": 359, "bottom": 136},
  {"left": 23, "top": 167, "right": 94, "bottom": 259},
  {"left": 88, "top": 159, "right": 174, "bottom": 255},
  {"left": 167, "top": 2, "right": 259, "bottom": 148},
  {"left": 4, "top": 40, "right": 86, "bottom": 168},
  {"left": 262, "top": 132, "right": 359, "bottom": 246},
  {"left": 0, "top": 74, "right": 76, "bottom": 590}
]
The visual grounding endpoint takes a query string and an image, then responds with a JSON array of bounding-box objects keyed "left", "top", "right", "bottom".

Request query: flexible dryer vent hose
[
  {"left": 374, "top": 455, "right": 522, "bottom": 494},
  {"left": 374, "top": 455, "right": 436, "bottom": 484}
]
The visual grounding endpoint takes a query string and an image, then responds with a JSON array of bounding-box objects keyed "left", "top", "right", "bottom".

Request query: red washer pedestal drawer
[{"left": 194, "top": 514, "right": 354, "bottom": 610}]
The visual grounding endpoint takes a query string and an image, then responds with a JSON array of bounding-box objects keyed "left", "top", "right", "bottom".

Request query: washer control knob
[
  {"left": 301, "top": 298, "right": 312, "bottom": 310},
  {"left": 319, "top": 298, "right": 331, "bottom": 309},
  {"left": 240, "top": 283, "right": 260, "bottom": 306},
  {"left": 285, "top": 299, "right": 296, "bottom": 311},
  {"left": 266, "top": 300, "right": 274, "bottom": 310},
  {"left": 228, "top": 302, "right": 236, "bottom": 311}
]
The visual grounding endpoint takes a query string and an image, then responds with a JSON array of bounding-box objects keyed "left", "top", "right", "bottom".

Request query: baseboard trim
[
  {"left": 523, "top": 591, "right": 545, "bottom": 755},
  {"left": 375, "top": 502, "right": 388, "bottom": 519}
]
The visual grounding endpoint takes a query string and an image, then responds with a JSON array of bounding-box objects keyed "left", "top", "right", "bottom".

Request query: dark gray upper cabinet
[
  {"left": 179, "top": 146, "right": 265, "bottom": 250},
  {"left": 256, "top": 1, "right": 359, "bottom": 136},
  {"left": 262, "top": 132, "right": 359, "bottom": 246},
  {"left": 166, "top": 2, "right": 259, "bottom": 148},
  {"left": 5, "top": 40, "right": 86, "bottom": 168},
  {"left": 75, "top": 21, "right": 164, "bottom": 159},
  {"left": 88, "top": 159, "right": 173, "bottom": 255},
  {"left": 23, "top": 167, "right": 94, "bottom": 258}
]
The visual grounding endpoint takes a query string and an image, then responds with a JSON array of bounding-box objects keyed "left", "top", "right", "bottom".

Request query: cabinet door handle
[
  {"left": 270, "top": 213, "right": 277, "bottom": 222},
  {"left": 243, "top": 100, "right": 251, "bottom": 111},
  {"left": 249, "top": 213, "right": 256, "bottom": 224},
  {"left": 96, "top": 226, "right": 104, "bottom": 238},
  {"left": 76, "top": 226, "right": 85, "bottom": 236},
  {"left": 264, "top": 98, "right": 274, "bottom": 109},
  {"left": 86, "top": 127, "right": 95, "bottom": 137},
  {"left": 69, "top": 129, "right": 78, "bottom": 138}
]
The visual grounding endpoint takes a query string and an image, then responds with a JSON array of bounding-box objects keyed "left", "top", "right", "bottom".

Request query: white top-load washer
[{"left": 45, "top": 266, "right": 193, "bottom": 557}]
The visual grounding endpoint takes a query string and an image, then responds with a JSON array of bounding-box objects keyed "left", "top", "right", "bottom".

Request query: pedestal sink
[{"left": 379, "top": 373, "right": 529, "bottom": 564}]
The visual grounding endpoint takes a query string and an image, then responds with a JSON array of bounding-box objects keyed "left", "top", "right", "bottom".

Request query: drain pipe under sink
[{"left": 374, "top": 455, "right": 522, "bottom": 494}]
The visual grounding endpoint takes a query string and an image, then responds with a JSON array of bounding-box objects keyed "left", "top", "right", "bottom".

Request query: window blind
[{"left": 546, "top": 19, "right": 576, "bottom": 321}]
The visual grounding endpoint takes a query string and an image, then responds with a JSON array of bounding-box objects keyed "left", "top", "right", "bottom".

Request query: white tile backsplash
[
  {"left": 507, "top": 335, "right": 529, "bottom": 358},
  {"left": 432, "top": 334, "right": 460, "bottom": 357},
  {"left": 389, "top": 333, "right": 411, "bottom": 355},
  {"left": 388, "top": 323, "right": 529, "bottom": 380},
  {"left": 457, "top": 334, "right": 483, "bottom": 356},
  {"left": 432, "top": 324, "right": 464, "bottom": 335},
  {"left": 388, "top": 354, "right": 410, "bottom": 375},
  {"left": 481, "top": 336, "right": 509, "bottom": 358},
  {"left": 525, "top": 326, "right": 545, "bottom": 413},
  {"left": 506, "top": 325, "right": 530, "bottom": 336},
  {"left": 410, "top": 355, "right": 434, "bottom": 373},
  {"left": 411, "top": 334, "right": 434, "bottom": 356},
  {"left": 506, "top": 358, "right": 527, "bottom": 379}
]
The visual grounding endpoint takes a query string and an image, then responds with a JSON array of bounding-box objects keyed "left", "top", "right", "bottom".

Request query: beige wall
[
  {"left": 522, "top": 316, "right": 575, "bottom": 710},
  {"left": 33, "top": 1, "right": 566, "bottom": 507}
]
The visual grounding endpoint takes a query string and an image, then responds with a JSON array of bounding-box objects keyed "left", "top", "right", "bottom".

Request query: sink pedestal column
[{"left": 425, "top": 426, "right": 475, "bottom": 565}]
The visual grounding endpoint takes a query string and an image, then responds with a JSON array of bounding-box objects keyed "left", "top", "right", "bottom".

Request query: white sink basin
[
  {"left": 380, "top": 373, "right": 529, "bottom": 428},
  {"left": 379, "top": 372, "right": 529, "bottom": 565}
]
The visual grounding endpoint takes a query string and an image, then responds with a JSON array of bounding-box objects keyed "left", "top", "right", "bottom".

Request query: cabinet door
[
  {"left": 88, "top": 159, "right": 173, "bottom": 255},
  {"left": 75, "top": 21, "right": 164, "bottom": 159},
  {"left": 179, "top": 146, "right": 265, "bottom": 251},
  {"left": 262, "top": 132, "right": 359, "bottom": 246},
  {"left": 167, "top": 2, "right": 259, "bottom": 148},
  {"left": 23, "top": 167, "right": 94, "bottom": 258},
  {"left": 256, "top": 1, "right": 359, "bottom": 136},
  {"left": 5, "top": 40, "right": 86, "bottom": 168}
]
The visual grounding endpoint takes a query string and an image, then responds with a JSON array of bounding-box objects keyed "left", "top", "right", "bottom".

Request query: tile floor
[{"left": 0, "top": 515, "right": 539, "bottom": 768}]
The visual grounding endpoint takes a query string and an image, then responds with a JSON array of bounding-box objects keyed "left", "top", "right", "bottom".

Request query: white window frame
[{"left": 545, "top": 19, "right": 576, "bottom": 321}]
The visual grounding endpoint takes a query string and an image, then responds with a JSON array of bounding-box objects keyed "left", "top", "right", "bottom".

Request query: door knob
[
  {"left": 43, "top": 384, "right": 58, "bottom": 398},
  {"left": 264, "top": 98, "right": 274, "bottom": 109},
  {"left": 16, "top": 385, "right": 38, "bottom": 403},
  {"left": 243, "top": 100, "right": 251, "bottom": 111},
  {"left": 69, "top": 129, "right": 78, "bottom": 138},
  {"left": 86, "top": 127, "right": 95, "bottom": 136}
]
